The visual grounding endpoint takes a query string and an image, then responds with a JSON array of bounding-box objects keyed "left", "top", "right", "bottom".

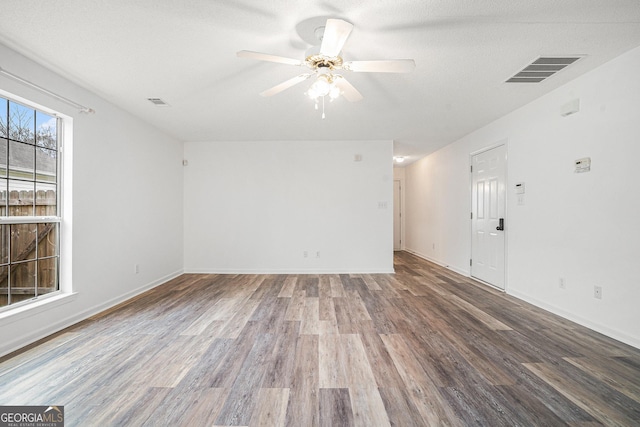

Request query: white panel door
[
  {"left": 393, "top": 180, "right": 402, "bottom": 250},
  {"left": 471, "top": 145, "right": 506, "bottom": 289}
]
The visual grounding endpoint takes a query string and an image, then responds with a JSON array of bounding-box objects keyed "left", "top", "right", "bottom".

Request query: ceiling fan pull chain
[{"left": 322, "top": 96, "right": 326, "bottom": 119}]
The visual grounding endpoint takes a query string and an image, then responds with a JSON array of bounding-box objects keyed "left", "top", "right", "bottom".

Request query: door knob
[{"left": 496, "top": 218, "right": 504, "bottom": 231}]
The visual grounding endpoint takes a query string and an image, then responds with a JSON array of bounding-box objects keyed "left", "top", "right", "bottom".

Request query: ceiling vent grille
[
  {"left": 506, "top": 56, "right": 582, "bottom": 83},
  {"left": 147, "top": 97, "right": 170, "bottom": 106}
]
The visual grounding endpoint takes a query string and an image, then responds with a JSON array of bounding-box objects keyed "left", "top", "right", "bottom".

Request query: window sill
[{"left": 0, "top": 292, "right": 78, "bottom": 327}]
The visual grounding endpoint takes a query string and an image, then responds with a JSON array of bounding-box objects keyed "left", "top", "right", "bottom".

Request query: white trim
[
  {"left": 0, "top": 292, "right": 77, "bottom": 357},
  {"left": 184, "top": 268, "right": 395, "bottom": 275},
  {"left": 509, "top": 289, "right": 640, "bottom": 350},
  {"left": 0, "top": 291, "right": 76, "bottom": 325},
  {"left": 404, "top": 248, "right": 504, "bottom": 293},
  {"left": 0, "top": 66, "right": 94, "bottom": 114},
  {"left": 469, "top": 139, "right": 509, "bottom": 157},
  {"left": 0, "top": 216, "right": 60, "bottom": 224},
  {"left": 0, "top": 269, "right": 183, "bottom": 358},
  {"left": 73, "top": 269, "right": 184, "bottom": 320},
  {"left": 403, "top": 248, "right": 469, "bottom": 277},
  {"left": 404, "top": 249, "right": 638, "bottom": 349},
  {"left": 0, "top": 91, "right": 68, "bottom": 313},
  {"left": 0, "top": 88, "right": 69, "bottom": 118},
  {"left": 393, "top": 179, "right": 403, "bottom": 251},
  {"left": 59, "top": 115, "right": 72, "bottom": 296}
]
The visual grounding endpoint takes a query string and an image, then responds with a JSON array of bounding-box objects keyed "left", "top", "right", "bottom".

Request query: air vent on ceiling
[
  {"left": 506, "top": 56, "right": 582, "bottom": 83},
  {"left": 147, "top": 97, "right": 170, "bottom": 106}
]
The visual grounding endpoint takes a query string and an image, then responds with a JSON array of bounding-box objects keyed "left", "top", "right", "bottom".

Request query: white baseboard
[
  {"left": 401, "top": 249, "right": 639, "bottom": 350},
  {"left": 403, "top": 248, "right": 470, "bottom": 277},
  {"left": 184, "top": 268, "right": 395, "bottom": 274},
  {"left": 508, "top": 289, "right": 640, "bottom": 350},
  {"left": 0, "top": 269, "right": 183, "bottom": 358}
]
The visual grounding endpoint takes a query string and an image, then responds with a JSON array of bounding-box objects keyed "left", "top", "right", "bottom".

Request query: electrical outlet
[
  {"left": 559, "top": 278, "right": 565, "bottom": 289},
  {"left": 134, "top": 264, "right": 139, "bottom": 274},
  {"left": 303, "top": 251, "right": 308, "bottom": 258},
  {"left": 316, "top": 251, "right": 320, "bottom": 258},
  {"left": 594, "top": 285, "right": 602, "bottom": 299}
]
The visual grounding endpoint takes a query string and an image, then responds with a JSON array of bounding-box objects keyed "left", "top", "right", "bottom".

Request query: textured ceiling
[{"left": 1, "top": 0, "right": 640, "bottom": 163}]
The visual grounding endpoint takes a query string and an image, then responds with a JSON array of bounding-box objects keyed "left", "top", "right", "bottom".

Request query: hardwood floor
[{"left": 1, "top": 251, "right": 639, "bottom": 426}]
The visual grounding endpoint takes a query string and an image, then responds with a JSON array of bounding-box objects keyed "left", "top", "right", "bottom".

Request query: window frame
[{"left": 0, "top": 93, "right": 64, "bottom": 313}]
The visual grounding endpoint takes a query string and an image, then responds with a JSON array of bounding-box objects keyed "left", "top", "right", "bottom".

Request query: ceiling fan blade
[
  {"left": 320, "top": 19, "right": 354, "bottom": 57},
  {"left": 343, "top": 59, "right": 416, "bottom": 73},
  {"left": 334, "top": 76, "right": 363, "bottom": 102},
  {"left": 260, "top": 74, "right": 312, "bottom": 97},
  {"left": 237, "top": 50, "right": 303, "bottom": 66}
]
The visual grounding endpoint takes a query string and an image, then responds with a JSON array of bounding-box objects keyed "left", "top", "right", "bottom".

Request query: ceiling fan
[{"left": 237, "top": 18, "right": 415, "bottom": 115}]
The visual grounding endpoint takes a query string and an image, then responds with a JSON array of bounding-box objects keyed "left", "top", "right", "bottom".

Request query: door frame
[{"left": 469, "top": 140, "right": 508, "bottom": 292}]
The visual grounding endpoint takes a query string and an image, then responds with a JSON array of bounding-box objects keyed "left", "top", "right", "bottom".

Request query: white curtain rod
[{"left": 0, "top": 66, "right": 95, "bottom": 114}]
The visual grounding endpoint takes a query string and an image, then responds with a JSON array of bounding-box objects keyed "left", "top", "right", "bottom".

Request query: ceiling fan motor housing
[{"left": 306, "top": 54, "right": 343, "bottom": 70}]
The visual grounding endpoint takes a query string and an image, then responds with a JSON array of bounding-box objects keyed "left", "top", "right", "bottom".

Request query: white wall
[
  {"left": 184, "top": 140, "right": 393, "bottom": 273},
  {"left": 405, "top": 45, "right": 640, "bottom": 348},
  {"left": 0, "top": 43, "right": 184, "bottom": 356},
  {"left": 405, "top": 146, "right": 473, "bottom": 274}
]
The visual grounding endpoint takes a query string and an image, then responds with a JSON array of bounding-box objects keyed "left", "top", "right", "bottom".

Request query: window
[{"left": 0, "top": 96, "right": 60, "bottom": 310}]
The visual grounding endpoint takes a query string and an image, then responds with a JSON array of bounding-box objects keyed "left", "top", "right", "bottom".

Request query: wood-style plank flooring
[{"left": 1, "top": 252, "right": 639, "bottom": 426}]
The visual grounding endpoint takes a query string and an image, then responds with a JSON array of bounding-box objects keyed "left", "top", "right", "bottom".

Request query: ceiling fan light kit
[
  {"left": 307, "top": 72, "right": 339, "bottom": 100},
  {"left": 237, "top": 18, "right": 415, "bottom": 119}
]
